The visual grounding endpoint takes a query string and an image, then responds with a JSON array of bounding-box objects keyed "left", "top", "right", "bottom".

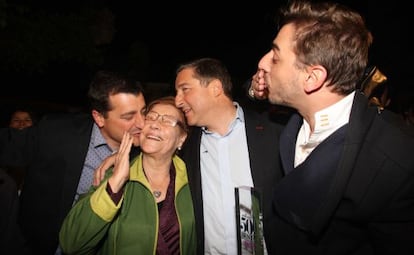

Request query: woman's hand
[{"left": 107, "top": 132, "right": 133, "bottom": 193}]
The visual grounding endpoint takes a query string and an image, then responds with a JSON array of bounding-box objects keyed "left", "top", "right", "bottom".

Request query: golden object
[{"left": 360, "top": 66, "right": 388, "bottom": 98}]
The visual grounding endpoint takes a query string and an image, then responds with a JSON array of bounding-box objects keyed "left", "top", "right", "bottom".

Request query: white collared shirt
[
  {"left": 201, "top": 102, "right": 254, "bottom": 255},
  {"left": 294, "top": 92, "right": 355, "bottom": 167}
]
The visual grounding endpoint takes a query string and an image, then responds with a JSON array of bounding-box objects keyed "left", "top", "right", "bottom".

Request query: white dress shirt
[
  {"left": 201, "top": 103, "right": 254, "bottom": 255},
  {"left": 295, "top": 92, "right": 355, "bottom": 167}
]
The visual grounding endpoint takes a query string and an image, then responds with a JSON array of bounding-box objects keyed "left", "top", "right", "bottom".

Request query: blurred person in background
[
  {"left": 8, "top": 108, "right": 36, "bottom": 130},
  {"left": 1, "top": 107, "right": 37, "bottom": 192}
]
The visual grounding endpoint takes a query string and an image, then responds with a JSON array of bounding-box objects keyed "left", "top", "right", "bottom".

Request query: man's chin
[{"left": 132, "top": 139, "right": 140, "bottom": 147}]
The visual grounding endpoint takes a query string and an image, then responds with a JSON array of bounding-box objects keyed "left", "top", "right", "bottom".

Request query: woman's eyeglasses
[{"left": 145, "top": 111, "right": 184, "bottom": 129}]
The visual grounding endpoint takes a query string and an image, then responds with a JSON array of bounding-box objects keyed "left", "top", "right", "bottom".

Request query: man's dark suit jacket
[
  {"left": 179, "top": 107, "right": 284, "bottom": 255},
  {"left": 17, "top": 113, "right": 94, "bottom": 255},
  {"left": 268, "top": 92, "right": 414, "bottom": 254},
  {"left": 0, "top": 112, "right": 139, "bottom": 254},
  {"left": 0, "top": 168, "right": 30, "bottom": 255}
]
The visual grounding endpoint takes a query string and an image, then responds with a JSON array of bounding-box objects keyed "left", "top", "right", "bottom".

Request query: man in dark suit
[
  {"left": 0, "top": 167, "right": 30, "bottom": 255},
  {"left": 249, "top": 1, "right": 414, "bottom": 254},
  {"left": 0, "top": 70, "right": 146, "bottom": 254},
  {"left": 174, "top": 58, "right": 284, "bottom": 255}
]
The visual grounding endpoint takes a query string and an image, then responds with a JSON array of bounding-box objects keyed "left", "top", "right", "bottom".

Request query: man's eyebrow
[
  {"left": 120, "top": 110, "right": 138, "bottom": 117},
  {"left": 272, "top": 42, "right": 280, "bottom": 51}
]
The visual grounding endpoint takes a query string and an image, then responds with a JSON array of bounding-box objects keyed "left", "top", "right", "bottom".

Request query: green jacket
[{"left": 59, "top": 154, "right": 196, "bottom": 255}]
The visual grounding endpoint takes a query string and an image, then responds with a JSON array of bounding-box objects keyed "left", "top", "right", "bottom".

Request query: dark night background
[{"left": 0, "top": 0, "right": 411, "bottom": 125}]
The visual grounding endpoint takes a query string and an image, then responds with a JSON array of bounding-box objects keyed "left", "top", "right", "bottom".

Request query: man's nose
[
  {"left": 135, "top": 113, "right": 145, "bottom": 128},
  {"left": 175, "top": 94, "right": 183, "bottom": 108}
]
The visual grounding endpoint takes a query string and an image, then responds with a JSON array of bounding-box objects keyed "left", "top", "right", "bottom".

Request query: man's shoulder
[
  {"left": 41, "top": 111, "right": 90, "bottom": 121},
  {"left": 39, "top": 112, "right": 92, "bottom": 127},
  {"left": 243, "top": 106, "right": 287, "bottom": 129},
  {"left": 363, "top": 108, "right": 414, "bottom": 169},
  {"left": 29, "top": 112, "right": 93, "bottom": 140}
]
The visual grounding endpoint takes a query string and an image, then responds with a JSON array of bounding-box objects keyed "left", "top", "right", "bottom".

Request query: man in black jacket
[
  {"left": 0, "top": 167, "right": 30, "bottom": 255},
  {"left": 249, "top": 1, "right": 414, "bottom": 254},
  {"left": 0, "top": 70, "right": 146, "bottom": 254},
  {"left": 175, "top": 58, "right": 284, "bottom": 254}
]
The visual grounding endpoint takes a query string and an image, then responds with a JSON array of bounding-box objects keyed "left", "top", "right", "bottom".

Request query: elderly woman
[{"left": 59, "top": 96, "right": 196, "bottom": 255}]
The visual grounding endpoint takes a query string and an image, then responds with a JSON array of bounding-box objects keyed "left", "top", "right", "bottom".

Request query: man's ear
[
  {"left": 304, "top": 65, "right": 327, "bottom": 93},
  {"left": 210, "top": 79, "right": 223, "bottom": 97},
  {"left": 92, "top": 110, "right": 105, "bottom": 127}
]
